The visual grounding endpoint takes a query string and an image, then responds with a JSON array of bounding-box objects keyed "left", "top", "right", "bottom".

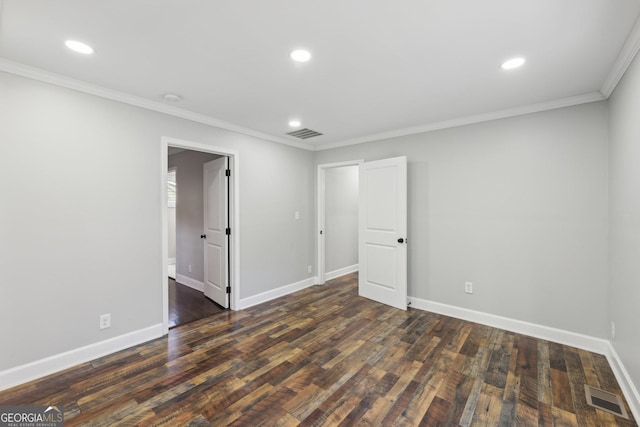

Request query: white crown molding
[
  {"left": 601, "top": 15, "right": 640, "bottom": 97},
  {"left": 0, "top": 57, "right": 619, "bottom": 153},
  {"left": 0, "top": 58, "right": 314, "bottom": 151},
  {"left": 0, "top": 323, "right": 163, "bottom": 392},
  {"left": 315, "top": 92, "right": 606, "bottom": 151}
]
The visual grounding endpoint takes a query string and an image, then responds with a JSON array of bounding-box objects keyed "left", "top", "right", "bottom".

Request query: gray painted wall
[
  {"left": 0, "top": 70, "right": 315, "bottom": 371},
  {"left": 4, "top": 63, "right": 637, "bottom": 392},
  {"left": 315, "top": 102, "right": 610, "bottom": 338},
  {"left": 609, "top": 50, "right": 640, "bottom": 389},
  {"left": 324, "top": 166, "right": 359, "bottom": 273},
  {"left": 168, "top": 151, "right": 220, "bottom": 283}
]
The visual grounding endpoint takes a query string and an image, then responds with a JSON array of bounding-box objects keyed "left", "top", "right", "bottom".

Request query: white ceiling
[{"left": 1, "top": 0, "right": 639, "bottom": 149}]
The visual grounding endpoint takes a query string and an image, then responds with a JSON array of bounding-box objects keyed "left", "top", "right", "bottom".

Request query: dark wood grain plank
[
  {"left": 551, "top": 367, "right": 576, "bottom": 414},
  {"left": 0, "top": 272, "right": 635, "bottom": 427}
]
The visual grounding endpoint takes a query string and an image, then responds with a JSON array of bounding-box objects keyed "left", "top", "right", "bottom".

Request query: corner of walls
[
  {"left": 409, "top": 295, "right": 640, "bottom": 421},
  {"left": 607, "top": 21, "right": 640, "bottom": 422},
  {"left": 605, "top": 342, "right": 640, "bottom": 422},
  {"left": 408, "top": 296, "right": 610, "bottom": 354}
]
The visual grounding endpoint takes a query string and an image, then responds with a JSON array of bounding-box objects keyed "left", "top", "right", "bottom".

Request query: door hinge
[
  {"left": 225, "top": 169, "right": 231, "bottom": 177},
  {"left": 225, "top": 228, "right": 231, "bottom": 235},
  {"left": 226, "top": 286, "right": 231, "bottom": 294}
]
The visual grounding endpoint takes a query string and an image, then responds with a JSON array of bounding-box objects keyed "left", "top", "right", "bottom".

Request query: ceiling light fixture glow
[
  {"left": 290, "top": 49, "right": 311, "bottom": 62},
  {"left": 501, "top": 57, "right": 525, "bottom": 70},
  {"left": 288, "top": 120, "right": 301, "bottom": 128},
  {"left": 65, "top": 40, "right": 94, "bottom": 54}
]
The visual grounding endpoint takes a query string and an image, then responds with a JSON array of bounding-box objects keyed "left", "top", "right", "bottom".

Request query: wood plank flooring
[
  {"left": 169, "top": 278, "right": 225, "bottom": 328},
  {"left": 1, "top": 273, "right": 636, "bottom": 426}
]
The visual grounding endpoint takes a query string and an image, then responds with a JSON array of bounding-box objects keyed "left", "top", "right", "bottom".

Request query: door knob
[
  {"left": 200, "top": 234, "right": 206, "bottom": 239},
  {"left": 397, "top": 238, "right": 404, "bottom": 243}
]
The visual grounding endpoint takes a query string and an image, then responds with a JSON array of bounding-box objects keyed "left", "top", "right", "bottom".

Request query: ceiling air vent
[
  {"left": 584, "top": 384, "right": 628, "bottom": 419},
  {"left": 286, "top": 128, "right": 323, "bottom": 140}
]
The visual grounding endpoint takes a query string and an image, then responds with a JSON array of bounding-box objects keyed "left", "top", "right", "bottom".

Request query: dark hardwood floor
[
  {"left": 0, "top": 273, "right": 636, "bottom": 426},
  {"left": 169, "top": 278, "right": 225, "bottom": 328}
]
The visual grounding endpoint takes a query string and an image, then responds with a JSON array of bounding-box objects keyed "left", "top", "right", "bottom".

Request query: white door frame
[
  {"left": 167, "top": 166, "right": 177, "bottom": 267},
  {"left": 316, "top": 160, "right": 363, "bottom": 285},
  {"left": 161, "top": 136, "right": 240, "bottom": 334}
]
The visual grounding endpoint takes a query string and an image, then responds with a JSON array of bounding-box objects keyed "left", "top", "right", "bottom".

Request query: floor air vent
[
  {"left": 584, "top": 384, "right": 628, "bottom": 419},
  {"left": 286, "top": 128, "right": 323, "bottom": 139}
]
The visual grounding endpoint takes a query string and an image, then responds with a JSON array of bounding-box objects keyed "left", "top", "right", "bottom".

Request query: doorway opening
[
  {"left": 316, "top": 160, "right": 362, "bottom": 284},
  {"left": 161, "top": 137, "right": 240, "bottom": 334},
  {"left": 317, "top": 157, "right": 408, "bottom": 311}
]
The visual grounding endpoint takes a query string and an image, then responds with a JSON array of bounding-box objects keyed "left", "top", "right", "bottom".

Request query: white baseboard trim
[
  {"left": 325, "top": 264, "right": 359, "bottom": 281},
  {"left": 407, "top": 297, "right": 610, "bottom": 355},
  {"left": 0, "top": 323, "right": 163, "bottom": 392},
  {"left": 238, "top": 277, "right": 316, "bottom": 310},
  {"left": 168, "top": 257, "right": 176, "bottom": 265},
  {"left": 175, "top": 274, "right": 204, "bottom": 292},
  {"left": 408, "top": 296, "right": 640, "bottom": 416},
  {"left": 604, "top": 343, "right": 640, "bottom": 422}
]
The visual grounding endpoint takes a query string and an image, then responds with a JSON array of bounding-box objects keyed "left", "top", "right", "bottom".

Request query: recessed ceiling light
[
  {"left": 65, "top": 40, "right": 94, "bottom": 55},
  {"left": 501, "top": 57, "right": 526, "bottom": 70},
  {"left": 288, "top": 120, "right": 301, "bottom": 128},
  {"left": 290, "top": 49, "right": 311, "bottom": 63},
  {"left": 162, "top": 93, "right": 182, "bottom": 103}
]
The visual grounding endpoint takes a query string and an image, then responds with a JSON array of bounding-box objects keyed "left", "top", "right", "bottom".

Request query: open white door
[
  {"left": 203, "top": 157, "right": 229, "bottom": 308},
  {"left": 358, "top": 156, "right": 407, "bottom": 310}
]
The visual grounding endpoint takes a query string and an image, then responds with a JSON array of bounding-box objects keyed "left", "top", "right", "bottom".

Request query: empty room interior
[{"left": 1, "top": 1, "right": 640, "bottom": 425}]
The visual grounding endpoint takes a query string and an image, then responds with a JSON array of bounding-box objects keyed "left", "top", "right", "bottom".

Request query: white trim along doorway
[
  {"left": 160, "top": 136, "right": 241, "bottom": 334},
  {"left": 316, "top": 160, "right": 363, "bottom": 285}
]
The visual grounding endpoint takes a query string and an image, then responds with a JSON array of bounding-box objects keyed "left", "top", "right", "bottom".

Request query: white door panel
[
  {"left": 365, "top": 244, "right": 396, "bottom": 289},
  {"left": 365, "top": 167, "right": 397, "bottom": 231},
  {"left": 203, "top": 157, "right": 229, "bottom": 308},
  {"left": 359, "top": 156, "right": 407, "bottom": 310}
]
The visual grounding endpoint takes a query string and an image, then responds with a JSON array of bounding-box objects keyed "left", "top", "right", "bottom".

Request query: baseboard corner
[
  {"left": 604, "top": 342, "right": 640, "bottom": 422},
  {"left": 407, "top": 296, "right": 610, "bottom": 355}
]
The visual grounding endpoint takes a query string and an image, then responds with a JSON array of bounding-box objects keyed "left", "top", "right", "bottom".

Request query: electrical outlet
[
  {"left": 99, "top": 314, "right": 111, "bottom": 330},
  {"left": 188, "top": 264, "right": 192, "bottom": 273},
  {"left": 611, "top": 321, "right": 616, "bottom": 340},
  {"left": 465, "top": 282, "right": 473, "bottom": 294},
  {"left": 295, "top": 211, "right": 301, "bottom": 220},
  {"left": 307, "top": 265, "right": 312, "bottom": 274}
]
